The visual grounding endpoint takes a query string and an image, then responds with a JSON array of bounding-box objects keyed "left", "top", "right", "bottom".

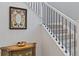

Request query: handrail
[{"left": 44, "top": 2, "right": 77, "bottom": 25}]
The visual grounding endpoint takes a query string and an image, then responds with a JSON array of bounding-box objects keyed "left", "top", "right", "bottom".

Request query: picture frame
[{"left": 9, "top": 6, "right": 27, "bottom": 29}]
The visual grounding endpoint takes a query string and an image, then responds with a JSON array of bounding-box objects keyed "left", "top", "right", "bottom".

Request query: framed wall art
[{"left": 9, "top": 6, "right": 27, "bottom": 29}]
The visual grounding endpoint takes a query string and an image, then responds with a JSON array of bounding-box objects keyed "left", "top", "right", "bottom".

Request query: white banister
[{"left": 44, "top": 2, "right": 77, "bottom": 25}]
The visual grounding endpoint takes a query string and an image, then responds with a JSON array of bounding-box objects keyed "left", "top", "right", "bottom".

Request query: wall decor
[{"left": 9, "top": 6, "right": 27, "bottom": 29}]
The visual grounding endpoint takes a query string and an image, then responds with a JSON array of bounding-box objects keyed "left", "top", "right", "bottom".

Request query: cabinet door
[
  {"left": 1, "top": 50, "right": 9, "bottom": 56},
  {"left": 11, "top": 48, "right": 32, "bottom": 56}
]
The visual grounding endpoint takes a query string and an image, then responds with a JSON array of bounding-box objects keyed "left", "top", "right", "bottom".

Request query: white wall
[
  {"left": 0, "top": 2, "right": 42, "bottom": 56},
  {"left": 48, "top": 2, "right": 79, "bottom": 20}
]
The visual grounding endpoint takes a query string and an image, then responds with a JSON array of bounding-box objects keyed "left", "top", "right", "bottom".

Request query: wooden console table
[{"left": 0, "top": 43, "right": 36, "bottom": 56}]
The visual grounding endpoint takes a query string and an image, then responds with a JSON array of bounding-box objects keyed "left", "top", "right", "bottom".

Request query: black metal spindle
[
  {"left": 49, "top": 8, "right": 52, "bottom": 32},
  {"left": 37, "top": 2, "right": 39, "bottom": 16},
  {"left": 38, "top": 3, "right": 39, "bottom": 16},
  {"left": 38, "top": 3, "right": 40, "bottom": 16},
  {"left": 49, "top": 8, "right": 51, "bottom": 32},
  {"left": 34, "top": 2, "right": 37, "bottom": 11},
  {"left": 62, "top": 16, "right": 64, "bottom": 48},
  {"left": 42, "top": 3, "right": 44, "bottom": 26},
  {"left": 69, "top": 22, "right": 71, "bottom": 56},
  {"left": 54, "top": 11, "right": 56, "bottom": 37},
  {"left": 58, "top": 14, "right": 60, "bottom": 44},
  {"left": 42, "top": 3, "right": 44, "bottom": 25},
  {"left": 36, "top": 2, "right": 37, "bottom": 13},
  {"left": 34, "top": 3, "right": 35, "bottom": 11},
  {"left": 36, "top": 3, "right": 38, "bottom": 15},
  {"left": 34, "top": 3, "right": 35, "bottom": 10},
  {"left": 48, "top": 8, "right": 50, "bottom": 32},
  {"left": 43, "top": 3, "right": 45, "bottom": 25},
  {"left": 74, "top": 25, "right": 76, "bottom": 56},
  {"left": 65, "top": 19, "right": 67, "bottom": 53},
  {"left": 44, "top": 4, "right": 46, "bottom": 25},
  {"left": 51, "top": 9, "right": 52, "bottom": 34},
  {"left": 45, "top": 5, "right": 47, "bottom": 26},
  {"left": 45, "top": 5, "right": 47, "bottom": 27},
  {"left": 53, "top": 10, "right": 55, "bottom": 37},
  {"left": 30, "top": 2, "right": 32, "bottom": 8},
  {"left": 56, "top": 12, "right": 57, "bottom": 41},
  {"left": 47, "top": 7, "right": 48, "bottom": 29}
]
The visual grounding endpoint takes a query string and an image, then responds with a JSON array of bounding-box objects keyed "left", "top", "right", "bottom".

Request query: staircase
[{"left": 26, "top": 2, "right": 77, "bottom": 56}]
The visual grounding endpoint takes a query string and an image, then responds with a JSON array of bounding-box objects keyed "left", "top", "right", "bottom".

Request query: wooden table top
[{"left": 0, "top": 43, "right": 35, "bottom": 52}]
